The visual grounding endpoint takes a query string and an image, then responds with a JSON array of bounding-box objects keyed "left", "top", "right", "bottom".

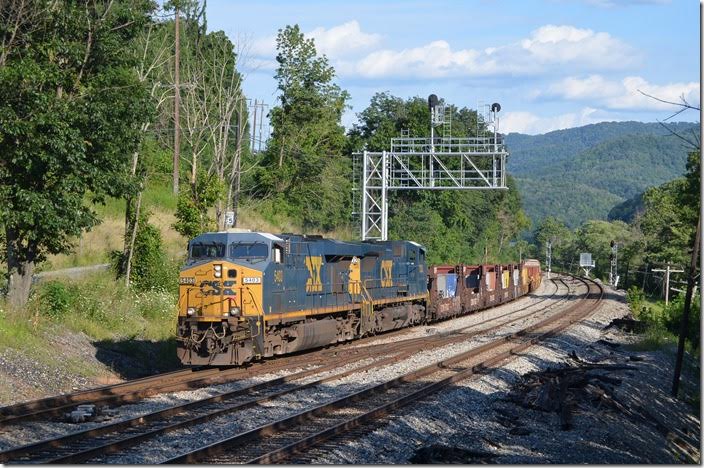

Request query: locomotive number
[
  {"left": 179, "top": 277, "right": 196, "bottom": 285},
  {"left": 242, "top": 277, "right": 261, "bottom": 284}
]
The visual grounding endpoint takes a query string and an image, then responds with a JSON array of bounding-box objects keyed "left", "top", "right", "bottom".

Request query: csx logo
[
  {"left": 305, "top": 256, "right": 323, "bottom": 292},
  {"left": 381, "top": 260, "right": 393, "bottom": 287},
  {"left": 199, "top": 280, "right": 236, "bottom": 296}
]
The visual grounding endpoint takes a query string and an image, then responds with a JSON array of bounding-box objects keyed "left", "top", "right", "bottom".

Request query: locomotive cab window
[
  {"left": 229, "top": 242, "right": 268, "bottom": 261},
  {"left": 190, "top": 242, "right": 225, "bottom": 259},
  {"left": 273, "top": 244, "right": 283, "bottom": 263}
]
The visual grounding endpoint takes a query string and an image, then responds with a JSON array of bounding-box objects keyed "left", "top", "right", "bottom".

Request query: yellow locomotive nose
[{"left": 178, "top": 263, "right": 241, "bottom": 320}]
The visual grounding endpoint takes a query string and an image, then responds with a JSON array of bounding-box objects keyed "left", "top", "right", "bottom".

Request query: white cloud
[
  {"left": 542, "top": 75, "right": 700, "bottom": 110},
  {"left": 346, "top": 24, "right": 637, "bottom": 79},
  {"left": 249, "top": 21, "right": 381, "bottom": 60},
  {"left": 308, "top": 21, "right": 382, "bottom": 57},
  {"left": 608, "top": 76, "right": 700, "bottom": 110},
  {"left": 502, "top": 107, "right": 601, "bottom": 134},
  {"left": 250, "top": 36, "right": 276, "bottom": 57}
]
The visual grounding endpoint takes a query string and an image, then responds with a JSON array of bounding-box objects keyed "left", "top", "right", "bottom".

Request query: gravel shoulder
[
  {"left": 308, "top": 281, "right": 701, "bottom": 464},
  {"left": 0, "top": 329, "right": 122, "bottom": 406}
]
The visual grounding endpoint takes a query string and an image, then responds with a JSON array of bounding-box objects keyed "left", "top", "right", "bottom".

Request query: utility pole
[
  {"left": 172, "top": 3, "right": 181, "bottom": 195},
  {"left": 251, "top": 99, "right": 258, "bottom": 153},
  {"left": 546, "top": 241, "right": 552, "bottom": 279},
  {"left": 258, "top": 102, "right": 268, "bottom": 152},
  {"left": 652, "top": 264, "right": 684, "bottom": 306}
]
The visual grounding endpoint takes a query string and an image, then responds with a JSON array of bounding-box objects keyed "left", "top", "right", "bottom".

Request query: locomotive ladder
[{"left": 359, "top": 283, "right": 375, "bottom": 334}]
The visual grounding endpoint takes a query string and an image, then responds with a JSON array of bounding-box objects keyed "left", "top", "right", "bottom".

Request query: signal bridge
[{"left": 354, "top": 96, "right": 508, "bottom": 241}]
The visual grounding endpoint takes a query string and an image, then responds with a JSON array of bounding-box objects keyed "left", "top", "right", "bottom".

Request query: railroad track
[
  {"left": 0, "top": 276, "right": 570, "bottom": 464},
  {"left": 0, "top": 275, "right": 559, "bottom": 428},
  {"left": 163, "top": 276, "right": 601, "bottom": 464},
  {"left": 0, "top": 350, "right": 339, "bottom": 427}
]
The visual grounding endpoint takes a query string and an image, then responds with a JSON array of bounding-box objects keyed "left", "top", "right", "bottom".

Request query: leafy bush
[
  {"left": 172, "top": 172, "right": 222, "bottom": 239},
  {"left": 111, "top": 209, "right": 176, "bottom": 293},
  {"left": 39, "top": 281, "right": 77, "bottom": 319},
  {"left": 663, "top": 293, "right": 701, "bottom": 349},
  {"left": 130, "top": 218, "right": 171, "bottom": 292},
  {"left": 626, "top": 286, "right": 645, "bottom": 314}
]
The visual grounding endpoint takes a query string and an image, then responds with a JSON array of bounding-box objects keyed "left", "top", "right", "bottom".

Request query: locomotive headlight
[
  {"left": 229, "top": 306, "right": 241, "bottom": 316},
  {"left": 186, "top": 307, "right": 196, "bottom": 316},
  {"left": 213, "top": 264, "right": 222, "bottom": 278}
]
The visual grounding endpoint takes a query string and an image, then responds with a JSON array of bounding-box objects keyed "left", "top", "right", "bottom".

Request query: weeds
[{"left": 26, "top": 271, "right": 178, "bottom": 342}]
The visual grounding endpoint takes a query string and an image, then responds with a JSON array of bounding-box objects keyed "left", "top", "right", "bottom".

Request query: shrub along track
[
  {"left": 0, "top": 277, "right": 570, "bottom": 464},
  {"left": 162, "top": 276, "right": 601, "bottom": 465}
]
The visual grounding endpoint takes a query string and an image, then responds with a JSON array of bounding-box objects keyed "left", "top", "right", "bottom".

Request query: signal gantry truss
[{"left": 355, "top": 135, "right": 508, "bottom": 241}]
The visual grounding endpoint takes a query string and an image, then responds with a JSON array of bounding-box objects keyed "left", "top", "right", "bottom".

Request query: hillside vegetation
[{"left": 506, "top": 121, "right": 697, "bottom": 228}]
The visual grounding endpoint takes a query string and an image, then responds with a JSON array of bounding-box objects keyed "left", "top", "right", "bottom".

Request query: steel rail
[
  {"left": 162, "top": 277, "right": 600, "bottom": 464},
  {"left": 261, "top": 277, "right": 600, "bottom": 465},
  {"left": 0, "top": 276, "right": 556, "bottom": 427},
  {"left": 0, "top": 277, "right": 566, "bottom": 464}
]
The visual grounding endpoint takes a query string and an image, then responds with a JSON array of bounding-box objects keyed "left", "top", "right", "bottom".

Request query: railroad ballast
[{"left": 176, "top": 230, "right": 542, "bottom": 366}]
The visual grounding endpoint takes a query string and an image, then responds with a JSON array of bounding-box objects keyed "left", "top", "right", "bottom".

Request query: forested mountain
[{"left": 505, "top": 121, "right": 698, "bottom": 228}]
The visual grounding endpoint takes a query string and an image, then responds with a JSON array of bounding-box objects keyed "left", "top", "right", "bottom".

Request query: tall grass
[{"left": 29, "top": 271, "right": 178, "bottom": 342}]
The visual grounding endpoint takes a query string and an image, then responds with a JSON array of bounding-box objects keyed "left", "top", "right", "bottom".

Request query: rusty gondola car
[
  {"left": 426, "top": 260, "right": 542, "bottom": 321},
  {"left": 176, "top": 230, "right": 542, "bottom": 366}
]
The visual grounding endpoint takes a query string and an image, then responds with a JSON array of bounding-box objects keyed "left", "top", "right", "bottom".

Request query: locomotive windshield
[
  {"left": 229, "top": 242, "right": 268, "bottom": 259},
  {"left": 190, "top": 242, "right": 226, "bottom": 259}
]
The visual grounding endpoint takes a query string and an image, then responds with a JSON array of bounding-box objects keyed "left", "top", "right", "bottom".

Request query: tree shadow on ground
[{"left": 92, "top": 337, "right": 182, "bottom": 379}]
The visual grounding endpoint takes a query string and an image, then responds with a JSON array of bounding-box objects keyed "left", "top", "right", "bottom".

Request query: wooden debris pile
[
  {"left": 504, "top": 360, "right": 637, "bottom": 431},
  {"left": 605, "top": 317, "right": 647, "bottom": 333}
]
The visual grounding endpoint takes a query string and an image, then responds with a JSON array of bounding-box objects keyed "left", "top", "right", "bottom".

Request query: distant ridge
[{"left": 505, "top": 121, "right": 698, "bottom": 229}]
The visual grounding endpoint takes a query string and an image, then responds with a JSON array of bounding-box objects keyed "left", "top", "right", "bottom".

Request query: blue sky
[{"left": 205, "top": 0, "right": 699, "bottom": 135}]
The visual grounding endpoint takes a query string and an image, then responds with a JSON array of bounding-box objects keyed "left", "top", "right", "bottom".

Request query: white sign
[
  {"left": 579, "top": 253, "right": 594, "bottom": 267},
  {"left": 225, "top": 211, "right": 235, "bottom": 227},
  {"left": 242, "top": 277, "right": 261, "bottom": 284}
]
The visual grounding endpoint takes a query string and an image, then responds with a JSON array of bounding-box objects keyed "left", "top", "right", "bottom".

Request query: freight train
[{"left": 176, "top": 230, "right": 542, "bottom": 366}]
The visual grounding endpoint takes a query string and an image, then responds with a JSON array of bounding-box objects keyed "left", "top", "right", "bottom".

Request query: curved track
[
  {"left": 0, "top": 277, "right": 571, "bottom": 464},
  {"left": 164, "top": 276, "right": 602, "bottom": 464},
  {"left": 0, "top": 277, "right": 560, "bottom": 428}
]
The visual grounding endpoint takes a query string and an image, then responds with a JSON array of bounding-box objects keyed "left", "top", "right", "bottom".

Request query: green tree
[
  {"left": 574, "top": 220, "right": 633, "bottom": 279},
  {"left": 0, "top": 0, "right": 155, "bottom": 308},
  {"left": 534, "top": 216, "right": 574, "bottom": 269},
  {"left": 640, "top": 178, "right": 695, "bottom": 265},
  {"left": 173, "top": 171, "right": 223, "bottom": 239},
  {"left": 252, "top": 24, "right": 350, "bottom": 230}
]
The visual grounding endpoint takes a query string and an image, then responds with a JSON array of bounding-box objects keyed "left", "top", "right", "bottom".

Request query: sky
[{"left": 205, "top": 0, "right": 699, "bottom": 135}]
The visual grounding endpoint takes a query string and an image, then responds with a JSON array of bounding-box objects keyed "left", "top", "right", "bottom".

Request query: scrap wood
[{"left": 504, "top": 361, "right": 637, "bottom": 430}]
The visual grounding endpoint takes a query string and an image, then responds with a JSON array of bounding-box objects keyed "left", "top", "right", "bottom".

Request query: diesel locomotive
[{"left": 176, "top": 229, "right": 541, "bottom": 366}]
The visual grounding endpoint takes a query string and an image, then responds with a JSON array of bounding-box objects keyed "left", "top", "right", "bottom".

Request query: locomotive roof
[
  {"left": 190, "top": 231, "right": 426, "bottom": 252},
  {"left": 190, "top": 231, "right": 284, "bottom": 245}
]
